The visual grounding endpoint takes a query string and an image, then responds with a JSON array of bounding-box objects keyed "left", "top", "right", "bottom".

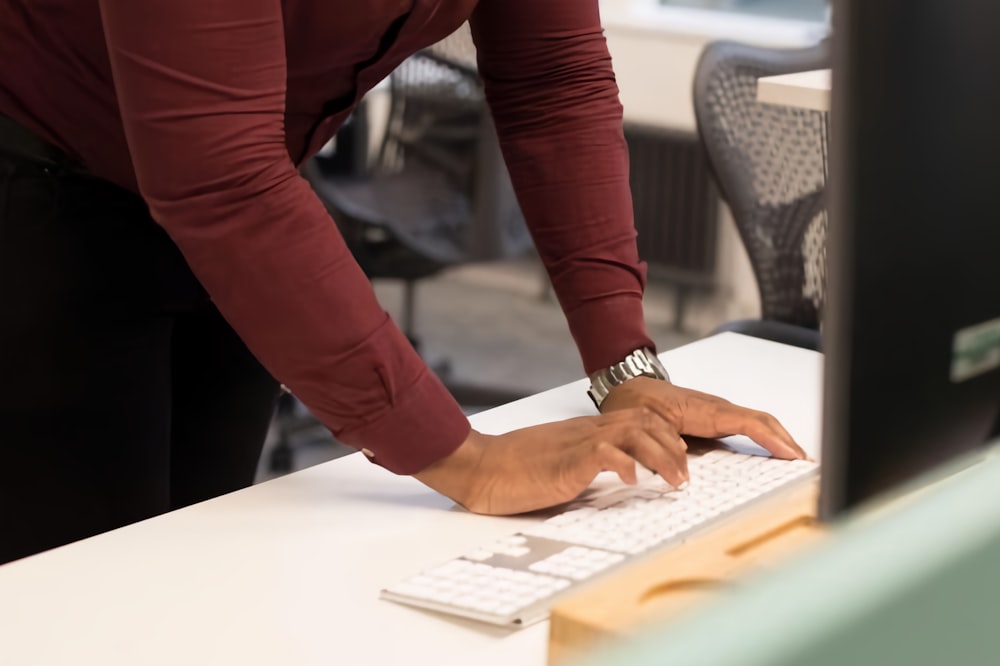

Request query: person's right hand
[{"left": 414, "top": 407, "right": 691, "bottom": 516}]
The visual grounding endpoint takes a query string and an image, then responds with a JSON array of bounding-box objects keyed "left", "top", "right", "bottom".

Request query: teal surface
[{"left": 576, "top": 448, "right": 1000, "bottom": 666}]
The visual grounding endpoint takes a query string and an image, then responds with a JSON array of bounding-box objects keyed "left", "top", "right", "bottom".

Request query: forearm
[
  {"left": 471, "top": 0, "right": 655, "bottom": 375},
  {"left": 100, "top": 0, "right": 471, "bottom": 474},
  {"left": 494, "top": 124, "right": 654, "bottom": 375},
  {"left": 156, "top": 170, "right": 471, "bottom": 473}
]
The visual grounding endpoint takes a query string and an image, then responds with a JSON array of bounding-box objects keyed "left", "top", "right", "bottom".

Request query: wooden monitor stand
[{"left": 547, "top": 480, "right": 827, "bottom": 666}]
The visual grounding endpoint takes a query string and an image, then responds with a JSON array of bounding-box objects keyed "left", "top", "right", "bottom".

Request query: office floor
[{"left": 255, "top": 256, "right": 698, "bottom": 482}]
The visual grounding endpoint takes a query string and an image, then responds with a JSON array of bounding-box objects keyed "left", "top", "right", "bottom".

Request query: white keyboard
[{"left": 381, "top": 445, "right": 818, "bottom": 627}]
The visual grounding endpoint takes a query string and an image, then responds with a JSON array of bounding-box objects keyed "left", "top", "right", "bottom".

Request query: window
[{"left": 659, "top": 0, "right": 829, "bottom": 23}]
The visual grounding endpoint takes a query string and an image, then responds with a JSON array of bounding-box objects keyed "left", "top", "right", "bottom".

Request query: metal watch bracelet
[{"left": 587, "top": 348, "right": 671, "bottom": 410}]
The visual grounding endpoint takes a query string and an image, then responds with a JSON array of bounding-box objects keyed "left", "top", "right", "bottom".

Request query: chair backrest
[
  {"left": 693, "top": 40, "right": 832, "bottom": 330},
  {"left": 377, "top": 26, "right": 482, "bottom": 181},
  {"left": 374, "top": 24, "right": 531, "bottom": 263}
]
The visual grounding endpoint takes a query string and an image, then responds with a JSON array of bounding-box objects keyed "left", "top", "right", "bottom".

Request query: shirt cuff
[
  {"left": 337, "top": 367, "right": 471, "bottom": 475},
  {"left": 565, "top": 294, "right": 657, "bottom": 376}
]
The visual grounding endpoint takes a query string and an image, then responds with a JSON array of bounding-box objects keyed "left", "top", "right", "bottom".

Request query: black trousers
[{"left": 0, "top": 151, "right": 280, "bottom": 564}]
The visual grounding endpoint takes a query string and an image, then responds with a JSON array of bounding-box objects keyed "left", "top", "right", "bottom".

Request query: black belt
[{"left": 0, "top": 114, "right": 87, "bottom": 174}]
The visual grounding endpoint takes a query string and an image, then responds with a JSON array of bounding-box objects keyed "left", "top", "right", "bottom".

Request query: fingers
[
  {"left": 589, "top": 443, "right": 640, "bottom": 485},
  {"left": 627, "top": 427, "right": 689, "bottom": 488},
  {"left": 600, "top": 379, "right": 810, "bottom": 463},
  {"left": 607, "top": 380, "right": 809, "bottom": 461},
  {"left": 715, "top": 407, "right": 808, "bottom": 460},
  {"left": 591, "top": 407, "right": 689, "bottom": 488}
]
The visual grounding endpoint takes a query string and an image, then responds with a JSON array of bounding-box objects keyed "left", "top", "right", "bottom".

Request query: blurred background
[{"left": 257, "top": 0, "right": 832, "bottom": 481}]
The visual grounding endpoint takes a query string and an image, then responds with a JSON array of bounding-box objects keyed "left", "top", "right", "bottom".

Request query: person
[{"left": 0, "top": 0, "right": 806, "bottom": 565}]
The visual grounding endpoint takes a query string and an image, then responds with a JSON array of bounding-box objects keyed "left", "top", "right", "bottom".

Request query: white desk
[
  {"left": 0, "top": 333, "right": 823, "bottom": 666},
  {"left": 757, "top": 69, "right": 831, "bottom": 111}
]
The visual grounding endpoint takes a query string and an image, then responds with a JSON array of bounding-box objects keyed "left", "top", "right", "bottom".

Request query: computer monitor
[{"left": 819, "top": 0, "right": 1000, "bottom": 519}]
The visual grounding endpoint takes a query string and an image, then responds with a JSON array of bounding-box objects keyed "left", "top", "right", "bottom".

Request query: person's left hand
[{"left": 599, "top": 376, "right": 808, "bottom": 461}]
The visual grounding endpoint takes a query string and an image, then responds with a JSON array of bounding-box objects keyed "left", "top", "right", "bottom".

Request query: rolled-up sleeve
[
  {"left": 470, "top": 0, "right": 655, "bottom": 376},
  {"left": 98, "top": 0, "right": 469, "bottom": 474}
]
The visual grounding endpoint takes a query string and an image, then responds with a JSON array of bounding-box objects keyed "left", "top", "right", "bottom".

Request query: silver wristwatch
[{"left": 587, "top": 348, "right": 671, "bottom": 410}]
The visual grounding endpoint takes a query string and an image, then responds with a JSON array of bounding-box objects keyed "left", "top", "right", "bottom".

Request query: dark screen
[{"left": 820, "top": 0, "right": 1000, "bottom": 519}]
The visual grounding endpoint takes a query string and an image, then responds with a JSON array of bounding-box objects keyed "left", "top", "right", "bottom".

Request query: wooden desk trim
[{"left": 548, "top": 480, "right": 827, "bottom": 665}]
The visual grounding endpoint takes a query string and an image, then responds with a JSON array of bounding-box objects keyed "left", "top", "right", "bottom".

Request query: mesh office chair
[
  {"left": 302, "top": 24, "right": 533, "bottom": 403},
  {"left": 693, "top": 39, "right": 832, "bottom": 351}
]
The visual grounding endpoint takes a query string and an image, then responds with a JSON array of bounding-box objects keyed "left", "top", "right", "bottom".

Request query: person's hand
[
  {"left": 600, "top": 376, "right": 808, "bottom": 461},
  {"left": 413, "top": 376, "right": 807, "bottom": 516},
  {"left": 414, "top": 408, "right": 689, "bottom": 515}
]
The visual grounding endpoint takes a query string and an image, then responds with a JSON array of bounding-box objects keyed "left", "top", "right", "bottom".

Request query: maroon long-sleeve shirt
[{"left": 0, "top": 0, "right": 655, "bottom": 474}]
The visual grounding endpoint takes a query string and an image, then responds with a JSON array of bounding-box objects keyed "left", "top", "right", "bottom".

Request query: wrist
[
  {"left": 412, "top": 429, "right": 491, "bottom": 510},
  {"left": 587, "top": 347, "right": 671, "bottom": 411}
]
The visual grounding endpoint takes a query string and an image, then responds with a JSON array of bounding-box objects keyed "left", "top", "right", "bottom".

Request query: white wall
[{"left": 601, "top": 0, "right": 827, "bottom": 332}]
